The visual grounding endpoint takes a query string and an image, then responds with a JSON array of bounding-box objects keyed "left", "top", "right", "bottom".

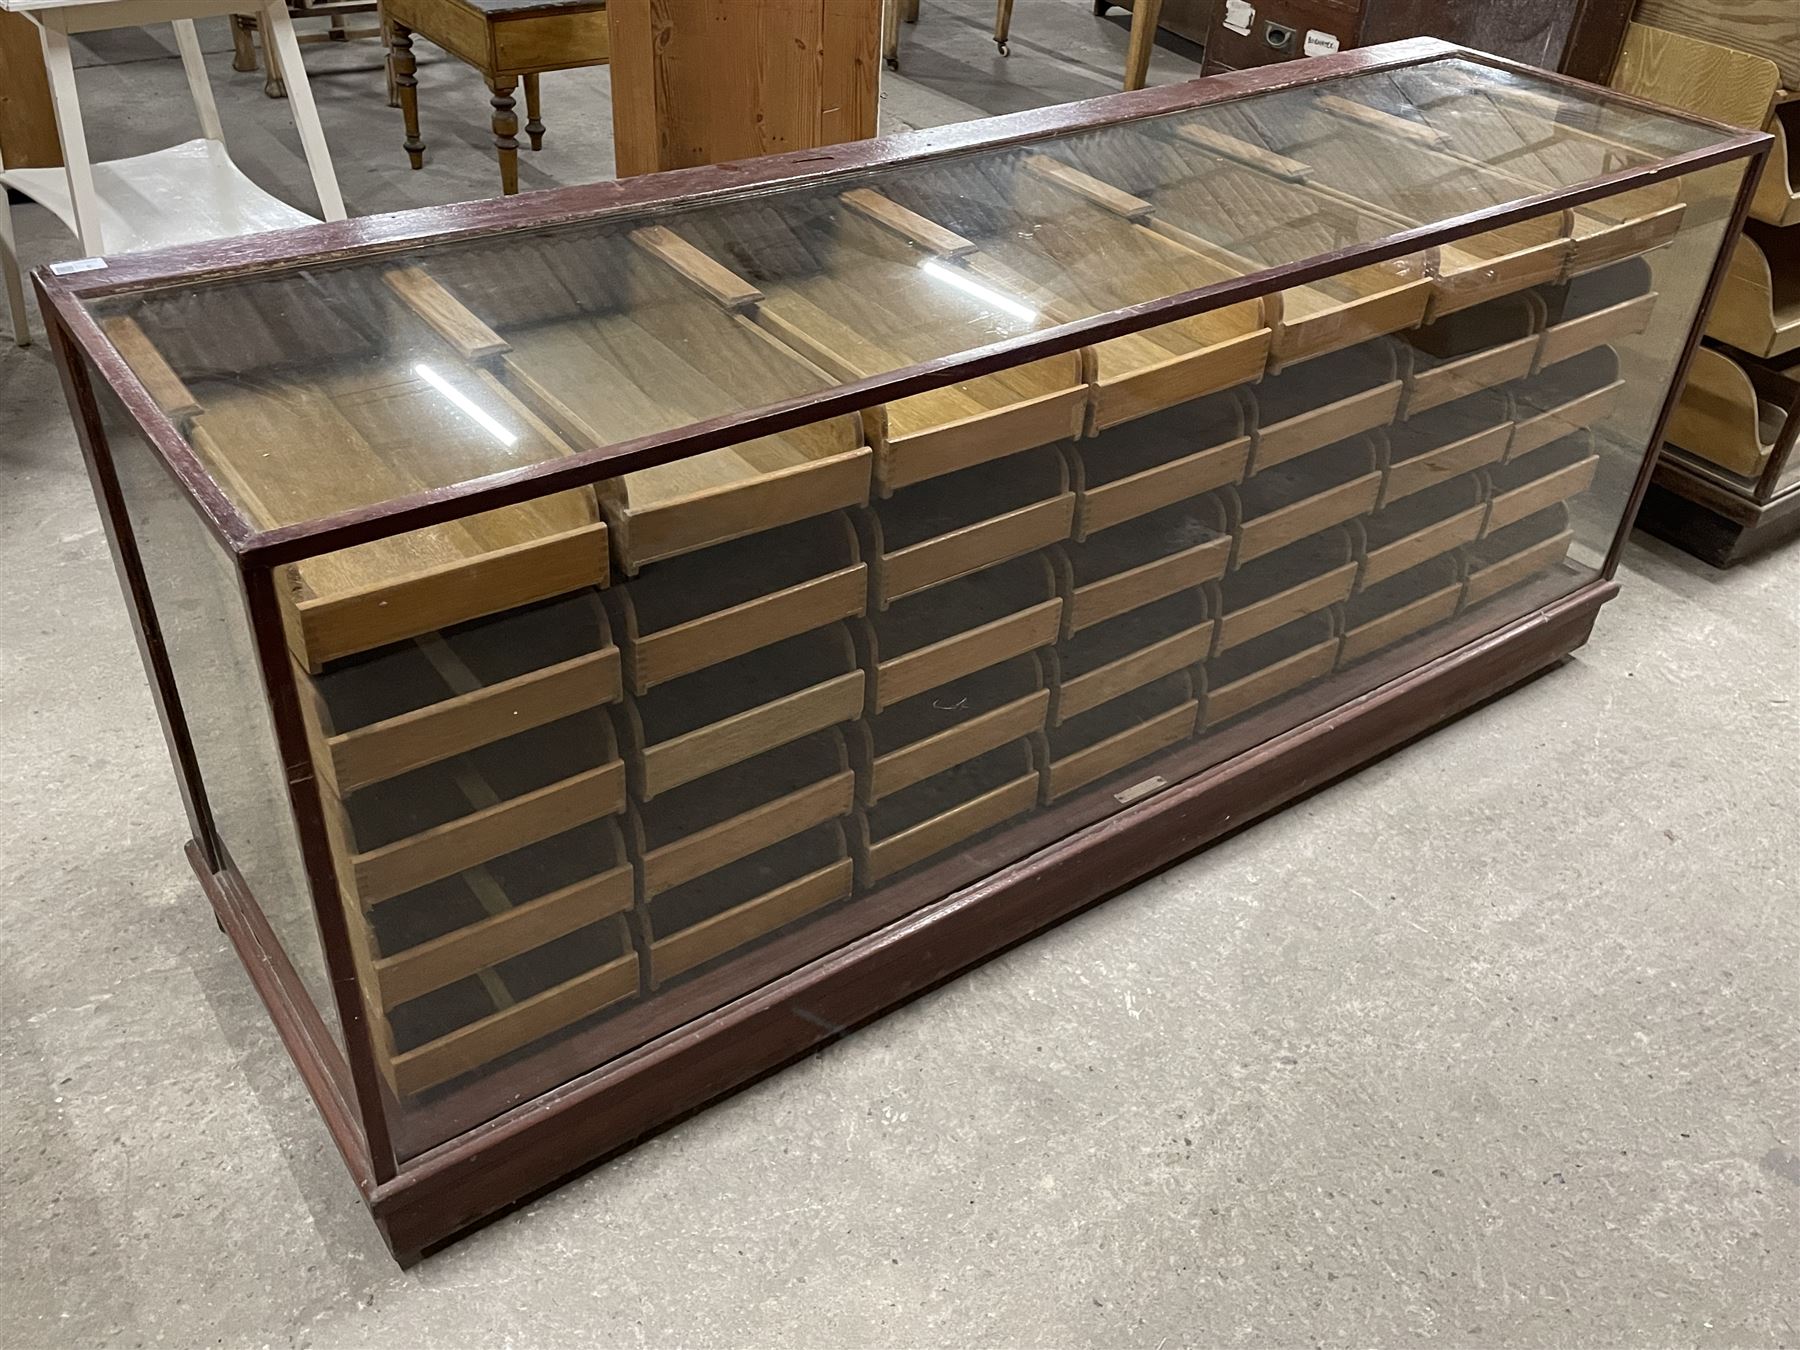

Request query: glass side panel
[
  {"left": 84, "top": 55, "right": 1736, "bottom": 538},
  {"left": 95, "top": 369, "right": 346, "bottom": 1053},
  {"left": 227, "top": 153, "right": 1748, "bottom": 1161}
]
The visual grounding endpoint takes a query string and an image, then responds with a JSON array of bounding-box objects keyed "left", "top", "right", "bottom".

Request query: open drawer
[
  {"left": 1229, "top": 435, "right": 1384, "bottom": 565},
  {"left": 860, "top": 445, "right": 1075, "bottom": 607},
  {"left": 1049, "top": 586, "right": 1214, "bottom": 724},
  {"left": 1665, "top": 345, "right": 1797, "bottom": 479},
  {"left": 1381, "top": 387, "right": 1513, "bottom": 506},
  {"left": 1041, "top": 126, "right": 1432, "bottom": 368},
  {"left": 631, "top": 731, "right": 856, "bottom": 912},
  {"left": 1249, "top": 341, "right": 1404, "bottom": 473},
  {"left": 1353, "top": 472, "right": 1488, "bottom": 590},
  {"left": 305, "top": 588, "right": 622, "bottom": 798},
  {"left": 605, "top": 513, "right": 865, "bottom": 695},
  {"left": 620, "top": 623, "right": 864, "bottom": 799},
  {"left": 1398, "top": 291, "right": 1545, "bottom": 416},
  {"left": 1215, "top": 527, "right": 1357, "bottom": 654},
  {"left": 1043, "top": 671, "right": 1198, "bottom": 804},
  {"left": 853, "top": 739, "right": 1042, "bottom": 886},
  {"left": 859, "top": 152, "right": 1272, "bottom": 430},
  {"left": 1482, "top": 431, "right": 1599, "bottom": 535},
  {"left": 851, "top": 654, "right": 1049, "bottom": 805},
  {"left": 1338, "top": 554, "right": 1464, "bottom": 666},
  {"left": 1508, "top": 347, "right": 1624, "bottom": 460},
  {"left": 1066, "top": 392, "right": 1249, "bottom": 539},
  {"left": 370, "top": 815, "right": 638, "bottom": 1096},
  {"left": 857, "top": 553, "right": 1064, "bottom": 712},
  {"left": 664, "top": 194, "right": 1087, "bottom": 491},
  {"left": 1202, "top": 610, "right": 1340, "bottom": 729},
  {"left": 1053, "top": 493, "right": 1232, "bottom": 636},
  {"left": 1186, "top": 97, "right": 1572, "bottom": 320},
  {"left": 637, "top": 822, "right": 852, "bottom": 988},
  {"left": 1462, "top": 503, "right": 1574, "bottom": 609},
  {"left": 378, "top": 238, "right": 872, "bottom": 574},
  {"left": 1534, "top": 257, "right": 1656, "bottom": 370},
  {"left": 100, "top": 283, "right": 612, "bottom": 673}
]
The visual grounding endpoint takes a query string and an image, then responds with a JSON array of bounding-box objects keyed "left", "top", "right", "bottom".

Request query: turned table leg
[
  {"left": 230, "top": 14, "right": 258, "bottom": 72},
  {"left": 523, "top": 71, "right": 543, "bottom": 151},
  {"left": 392, "top": 21, "right": 424, "bottom": 168},
  {"left": 488, "top": 74, "right": 520, "bottom": 194}
]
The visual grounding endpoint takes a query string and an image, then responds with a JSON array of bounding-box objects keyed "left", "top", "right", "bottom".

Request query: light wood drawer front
[
  {"left": 1256, "top": 382, "right": 1400, "bottom": 472},
  {"left": 643, "top": 771, "right": 856, "bottom": 898},
  {"left": 1385, "top": 424, "right": 1512, "bottom": 505},
  {"left": 1464, "top": 530, "right": 1574, "bottom": 607},
  {"left": 636, "top": 672, "right": 865, "bottom": 799},
  {"left": 1340, "top": 584, "right": 1461, "bottom": 665},
  {"left": 874, "top": 600, "right": 1063, "bottom": 711},
  {"left": 878, "top": 496, "right": 1075, "bottom": 604},
  {"left": 648, "top": 858, "right": 852, "bottom": 986},
  {"left": 1217, "top": 563, "right": 1357, "bottom": 654},
  {"left": 1092, "top": 331, "right": 1270, "bottom": 432},
  {"left": 1204, "top": 638, "right": 1339, "bottom": 726},
  {"left": 1431, "top": 236, "right": 1569, "bottom": 318},
  {"left": 626, "top": 565, "right": 867, "bottom": 694},
  {"left": 493, "top": 8, "right": 609, "bottom": 73},
  {"left": 1057, "top": 622, "right": 1214, "bottom": 723},
  {"left": 1274, "top": 280, "right": 1430, "bottom": 370},
  {"left": 1077, "top": 437, "right": 1250, "bottom": 537},
  {"left": 1538, "top": 292, "right": 1655, "bottom": 369},
  {"left": 1238, "top": 473, "right": 1382, "bottom": 564},
  {"left": 1406, "top": 335, "right": 1536, "bottom": 416},
  {"left": 862, "top": 774, "right": 1039, "bottom": 884},
  {"left": 1046, "top": 700, "right": 1197, "bottom": 803},
  {"left": 1486, "top": 457, "right": 1599, "bottom": 535},
  {"left": 1360, "top": 505, "right": 1487, "bottom": 590},
  {"left": 881, "top": 387, "right": 1087, "bottom": 490},
  {"left": 1510, "top": 382, "right": 1622, "bottom": 461},
  {"left": 1066, "top": 536, "right": 1230, "bottom": 634},
  {"left": 868, "top": 690, "right": 1050, "bottom": 804}
]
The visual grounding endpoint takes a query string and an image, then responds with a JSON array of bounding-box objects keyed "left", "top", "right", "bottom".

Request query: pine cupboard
[{"left": 37, "top": 38, "right": 1766, "bottom": 1262}]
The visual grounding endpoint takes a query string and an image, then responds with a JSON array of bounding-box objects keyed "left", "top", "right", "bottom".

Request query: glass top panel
[{"left": 84, "top": 55, "right": 1736, "bottom": 540}]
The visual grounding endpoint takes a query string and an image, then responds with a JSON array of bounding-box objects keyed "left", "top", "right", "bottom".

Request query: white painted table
[{"left": 0, "top": 0, "right": 347, "bottom": 345}]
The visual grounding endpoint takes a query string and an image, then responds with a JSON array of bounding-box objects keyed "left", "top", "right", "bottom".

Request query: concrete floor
[{"left": 1, "top": 4, "right": 1797, "bottom": 1345}]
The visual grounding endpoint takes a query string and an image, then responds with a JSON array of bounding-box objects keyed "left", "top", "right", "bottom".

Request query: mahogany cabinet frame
[{"left": 36, "top": 36, "right": 1768, "bottom": 1262}]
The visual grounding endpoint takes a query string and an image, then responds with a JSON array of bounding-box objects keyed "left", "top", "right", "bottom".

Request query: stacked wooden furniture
[
  {"left": 1609, "top": 24, "right": 1800, "bottom": 563},
  {"left": 51, "top": 43, "right": 1759, "bottom": 1260}
]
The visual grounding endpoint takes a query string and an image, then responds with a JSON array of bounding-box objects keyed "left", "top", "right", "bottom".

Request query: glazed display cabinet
[{"left": 37, "top": 38, "right": 1765, "bottom": 1261}]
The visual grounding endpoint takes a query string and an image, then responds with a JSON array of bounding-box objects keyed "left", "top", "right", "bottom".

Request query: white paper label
[
  {"left": 1303, "top": 29, "right": 1341, "bottom": 57},
  {"left": 1223, "top": 0, "right": 1254, "bottom": 36},
  {"left": 49, "top": 257, "right": 108, "bottom": 274}
]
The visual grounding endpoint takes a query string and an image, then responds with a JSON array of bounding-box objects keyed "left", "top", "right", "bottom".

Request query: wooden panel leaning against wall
[{"left": 608, "top": 0, "right": 880, "bottom": 177}]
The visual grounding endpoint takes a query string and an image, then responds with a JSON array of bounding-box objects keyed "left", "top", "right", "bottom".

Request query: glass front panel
[{"left": 69, "top": 57, "right": 1756, "bottom": 1162}]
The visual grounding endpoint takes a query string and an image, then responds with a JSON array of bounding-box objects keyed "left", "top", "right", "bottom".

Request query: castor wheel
[
  {"left": 1093, "top": 0, "right": 1113, "bottom": 13},
  {"left": 996, "top": 39, "right": 1009, "bottom": 55},
  {"left": 885, "top": 54, "right": 900, "bottom": 70}
]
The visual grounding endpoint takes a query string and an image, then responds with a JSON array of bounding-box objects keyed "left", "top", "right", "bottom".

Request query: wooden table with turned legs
[{"left": 383, "top": 0, "right": 607, "bottom": 196}]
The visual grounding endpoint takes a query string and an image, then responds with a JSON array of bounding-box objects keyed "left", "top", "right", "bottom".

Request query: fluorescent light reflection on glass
[
  {"left": 413, "top": 362, "right": 518, "bottom": 447},
  {"left": 918, "top": 258, "right": 1038, "bottom": 323}
]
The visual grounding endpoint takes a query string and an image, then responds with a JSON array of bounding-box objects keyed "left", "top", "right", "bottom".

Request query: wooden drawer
[
  {"left": 1069, "top": 393, "right": 1250, "bottom": 538},
  {"left": 607, "top": 513, "right": 866, "bottom": 694},
  {"left": 621, "top": 624, "right": 864, "bottom": 799},
  {"left": 862, "top": 446, "right": 1075, "bottom": 606},
  {"left": 1353, "top": 472, "right": 1487, "bottom": 590},
  {"left": 1054, "top": 493, "right": 1232, "bottom": 636},
  {"left": 1482, "top": 432, "right": 1599, "bottom": 536},
  {"left": 1338, "top": 554, "right": 1463, "bottom": 666},
  {"left": 1215, "top": 527, "right": 1357, "bottom": 653},
  {"left": 306, "top": 588, "right": 622, "bottom": 797},
  {"left": 851, "top": 655, "right": 1050, "bottom": 806},
  {"left": 1051, "top": 587, "right": 1215, "bottom": 723},
  {"left": 332, "top": 705, "right": 627, "bottom": 911},
  {"left": 662, "top": 196, "right": 1088, "bottom": 492},
  {"left": 1381, "top": 388, "right": 1513, "bottom": 506},
  {"left": 854, "top": 739, "right": 1041, "bottom": 886},
  {"left": 632, "top": 732, "right": 856, "bottom": 902},
  {"left": 1046, "top": 131, "right": 1432, "bottom": 370},
  {"left": 1535, "top": 257, "right": 1657, "bottom": 370},
  {"left": 1229, "top": 434, "right": 1383, "bottom": 564},
  {"left": 1462, "top": 505, "right": 1574, "bottom": 608},
  {"left": 1203, "top": 611, "right": 1340, "bottom": 727},
  {"left": 639, "top": 822, "right": 851, "bottom": 988},
  {"left": 1043, "top": 671, "right": 1198, "bottom": 804},
  {"left": 384, "top": 247, "right": 872, "bottom": 574},
  {"left": 1565, "top": 190, "right": 1686, "bottom": 278},
  {"left": 1399, "top": 292, "right": 1544, "bottom": 416},
  {"left": 850, "top": 154, "right": 1273, "bottom": 433},
  {"left": 372, "top": 814, "right": 637, "bottom": 1096},
  {"left": 858, "top": 553, "right": 1064, "bottom": 712},
  {"left": 1507, "top": 347, "right": 1624, "bottom": 461},
  {"left": 1250, "top": 341, "right": 1403, "bottom": 472}
]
